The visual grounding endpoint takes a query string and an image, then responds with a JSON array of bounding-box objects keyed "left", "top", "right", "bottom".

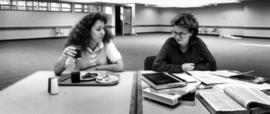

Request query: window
[
  {"left": 74, "top": 4, "right": 83, "bottom": 12},
  {"left": 84, "top": 4, "right": 91, "bottom": 12},
  {"left": 50, "top": 2, "right": 60, "bottom": 11},
  {"left": 61, "top": 3, "right": 71, "bottom": 12},
  {"left": 0, "top": 0, "right": 9, "bottom": 4},
  {"left": 17, "top": 1, "right": 26, "bottom": 10},
  {"left": 0, "top": 0, "right": 11, "bottom": 10},
  {"left": 32, "top": 1, "right": 38, "bottom": 10},
  {"left": 26, "top": 1, "right": 33, "bottom": 10},
  {"left": 39, "top": 2, "right": 47, "bottom": 11},
  {"left": 105, "top": 6, "right": 112, "bottom": 14},
  {"left": 92, "top": 5, "right": 101, "bottom": 12},
  {"left": 83, "top": 4, "right": 102, "bottom": 13},
  {"left": 1, "top": 1, "right": 100, "bottom": 13}
]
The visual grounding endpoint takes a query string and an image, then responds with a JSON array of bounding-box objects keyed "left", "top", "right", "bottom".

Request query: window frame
[{"left": 0, "top": 0, "right": 101, "bottom": 13}]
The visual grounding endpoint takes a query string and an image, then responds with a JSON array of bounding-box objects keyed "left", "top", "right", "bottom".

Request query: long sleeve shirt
[{"left": 152, "top": 37, "right": 217, "bottom": 73}]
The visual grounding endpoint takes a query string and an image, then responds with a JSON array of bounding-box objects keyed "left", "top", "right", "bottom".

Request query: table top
[
  {"left": 139, "top": 71, "right": 210, "bottom": 114},
  {"left": 4, "top": 70, "right": 266, "bottom": 114},
  {"left": 0, "top": 71, "right": 137, "bottom": 114},
  {"left": 143, "top": 97, "right": 210, "bottom": 114},
  {"left": 139, "top": 71, "right": 270, "bottom": 114}
]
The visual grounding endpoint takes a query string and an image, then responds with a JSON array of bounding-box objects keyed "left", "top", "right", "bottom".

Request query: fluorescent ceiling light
[
  {"left": 60, "top": 0, "right": 241, "bottom": 8},
  {"left": 145, "top": 0, "right": 240, "bottom": 8}
]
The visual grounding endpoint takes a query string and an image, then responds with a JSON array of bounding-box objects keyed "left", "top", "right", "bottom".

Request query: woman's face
[
  {"left": 171, "top": 26, "right": 192, "bottom": 46},
  {"left": 90, "top": 20, "right": 105, "bottom": 44}
]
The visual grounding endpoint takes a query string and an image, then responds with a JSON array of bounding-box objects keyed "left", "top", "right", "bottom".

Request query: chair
[{"left": 144, "top": 56, "right": 156, "bottom": 70}]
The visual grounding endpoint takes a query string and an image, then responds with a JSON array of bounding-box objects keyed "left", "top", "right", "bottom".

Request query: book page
[
  {"left": 188, "top": 71, "right": 227, "bottom": 85},
  {"left": 224, "top": 86, "right": 270, "bottom": 109},
  {"left": 198, "top": 89, "right": 245, "bottom": 111},
  {"left": 172, "top": 73, "right": 198, "bottom": 83},
  {"left": 211, "top": 70, "right": 240, "bottom": 78},
  {"left": 214, "top": 80, "right": 270, "bottom": 91}
]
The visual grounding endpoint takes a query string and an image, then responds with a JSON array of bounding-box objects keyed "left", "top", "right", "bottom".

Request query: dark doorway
[{"left": 115, "top": 6, "right": 122, "bottom": 35}]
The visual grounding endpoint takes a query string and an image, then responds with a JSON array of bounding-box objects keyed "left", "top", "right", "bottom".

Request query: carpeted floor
[{"left": 1, "top": 33, "right": 270, "bottom": 90}]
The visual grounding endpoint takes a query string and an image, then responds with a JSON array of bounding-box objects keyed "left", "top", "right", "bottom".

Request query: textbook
[
  {"left": 223, "top": 86, "right": 270, "bottom": 109},
  {"left": 197, "top": 86, "right": 270, "bottom": 114},
  {"left": 143, "top": 87, "right": 182, "bottom": 106},
  {"left": 143, "top": 87, "right": 197, "bottom": 106},
  {"left": 141, "top": 72, "right": 186, "bottom": 90}
]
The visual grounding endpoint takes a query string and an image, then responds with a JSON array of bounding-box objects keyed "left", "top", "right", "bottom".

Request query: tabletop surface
[
  {"left": 139, "top": 71, "right": 270, "bottom": 114},
  {"left": 3, "top": 71, "right": 267, "bottom": 114},
  {"left": 139, "top": 71, "right": 210, "bottom": 114},
  {"left": 0, "top": 71, "right": 136, "bottom": 114}
]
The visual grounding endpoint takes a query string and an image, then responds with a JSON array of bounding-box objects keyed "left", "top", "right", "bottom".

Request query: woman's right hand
[
  {"left": 63, "top": 46, "right": 78, "bottom": 58},
  {"left": 182, "top": 63, "right": 195, "bottom": 72}
]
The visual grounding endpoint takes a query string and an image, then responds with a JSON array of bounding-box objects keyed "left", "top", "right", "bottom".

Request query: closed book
[
  {"left": 143, "top": 88, "right": 182, "bottom": 106},
  {"left": 141, "top": 72, "right": 186, "bottom": 90}
]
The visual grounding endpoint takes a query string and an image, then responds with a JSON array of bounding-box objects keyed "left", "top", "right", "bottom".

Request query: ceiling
[{"left": 59, "top": 0, "right": 252, "bottom": 8}]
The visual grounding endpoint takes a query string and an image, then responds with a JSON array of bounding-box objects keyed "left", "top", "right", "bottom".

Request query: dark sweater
[{"left": 152, "top": 37, "right": 217, "bottom": 73}]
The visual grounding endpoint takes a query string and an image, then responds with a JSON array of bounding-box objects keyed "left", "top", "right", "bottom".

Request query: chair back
[{"left": 144, "top": 56, "right": 156, "bottom": 70}]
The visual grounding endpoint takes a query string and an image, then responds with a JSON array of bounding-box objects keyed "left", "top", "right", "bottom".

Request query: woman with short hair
[{"left": 152, "top": 13, "right": 216, "bottom": 73}]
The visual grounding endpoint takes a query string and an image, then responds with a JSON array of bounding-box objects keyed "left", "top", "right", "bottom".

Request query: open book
[
  {"left": 210, "top": 70, "right": 265, "bottom": 84},
  {"left": 223, "top": 86, "right": 270, "bottom": 109},
  {"left": 197, "top": 86, "right": 270, "bottom": 114},
  {"left": 171, "top": 73, "right": 198, "bottom": 83},
  {"left": 211, "top": 70, "right": 253, "bottom": 78},
  {"left": 197, "top": 89, "right": 248, "bottom": 114},
  {"left": 188, "top": 70, "right": 265, "bottom": 85}
]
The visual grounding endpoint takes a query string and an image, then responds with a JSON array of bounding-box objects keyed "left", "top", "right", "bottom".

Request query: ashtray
[{"left": 80, "top": 72, "right": 99, "bottom": 81}]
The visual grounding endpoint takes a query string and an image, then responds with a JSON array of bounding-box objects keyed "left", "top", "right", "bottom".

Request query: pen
[
  {"left": 201, "top": 85, "right": 213, "bottom": 89},
  {"left": 195, "top": 82, "right": 202, "bottom": 89},
  {"left": 184, "top": 71, "right": 192, "bottom": 76},
  {"left": 58, "top": 75, "right": 71, "bottom": 82},
  {"left": 240, "top": 70, "right": 254, "bottom": 75},
  {"left": 197, "top": 84, "right": 213, "bottom": 90}
]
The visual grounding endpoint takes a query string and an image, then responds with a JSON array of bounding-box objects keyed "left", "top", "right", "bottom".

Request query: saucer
[{"left": 96, "top": 74, "right": 119, "bottom": 83}]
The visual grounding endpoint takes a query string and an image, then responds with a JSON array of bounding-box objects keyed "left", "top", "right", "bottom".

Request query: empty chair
[{"left": 144, "top": 56, "right": 156, "bottom": 70}]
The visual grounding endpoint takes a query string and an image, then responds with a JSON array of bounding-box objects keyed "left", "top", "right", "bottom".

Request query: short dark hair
[
  {"left": 66, "top": 12, "right": 113, "bottom": 50},
  {"left": 170, "top": 13, "right": 199, "bottom": 38}
]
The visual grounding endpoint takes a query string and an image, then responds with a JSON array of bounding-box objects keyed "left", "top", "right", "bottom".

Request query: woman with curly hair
[
  {"left": 152, "top": 13, "right": 216, "bottom": 73},
  {"left": 54, "top": 12, "right": 123, "bottom": 75}
]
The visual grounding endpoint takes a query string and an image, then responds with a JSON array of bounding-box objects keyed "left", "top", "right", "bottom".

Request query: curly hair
[
  {"left": 65, "top": 12, "right": 113, "bottom": 50},
  {"left": 170, "top": 13, "right": 199, "bottom": 38}
]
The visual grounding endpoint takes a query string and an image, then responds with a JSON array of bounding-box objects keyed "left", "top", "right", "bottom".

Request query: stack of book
[{"left": 141, "top": 72, "right": 198, "bottom": 106}]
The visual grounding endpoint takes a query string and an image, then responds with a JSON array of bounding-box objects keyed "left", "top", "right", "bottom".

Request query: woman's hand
[
  {"left": 63, "top": 46, "right": 78, "bottom": 58},
  {"left": 182, "top": 63, "right": 195, "bottom": 72}
]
